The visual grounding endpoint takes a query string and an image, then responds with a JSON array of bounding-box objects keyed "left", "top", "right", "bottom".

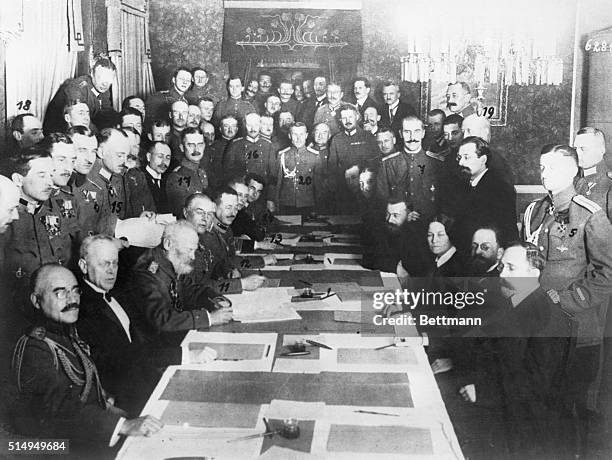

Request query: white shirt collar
[
  {"left": 356, "top": 96, "right": 367, "bottom": 105},
  {"left": 487, "top": 262, "right": 499, "bottom": 273},
  {"left": 435, "top": 246, "right": 457, "bottom": 268},
  {"left": 316, "top": 95, "right": 326, "bottom": 102},
  {"left": 99, "top": 166, "right": 112, "bottom": 181},
  {"left": 146, "top": 165, "right": 162, "bottom": 180},
  {"left": 470, "top": 168, "right": 488, "bottom": 187},
  {"left": 84, "top": 279, "right": 131, "bottom": 342},
  {"left": 388, "top": 100, "right": 399, "bottom": 111},
  {"left": 583, "top": 166, "right": 597, "bottom": 177}
]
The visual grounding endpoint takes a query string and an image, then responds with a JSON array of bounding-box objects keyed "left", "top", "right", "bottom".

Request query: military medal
[{"left": 42, "top": 215, "right": 61, "bottom": 237}]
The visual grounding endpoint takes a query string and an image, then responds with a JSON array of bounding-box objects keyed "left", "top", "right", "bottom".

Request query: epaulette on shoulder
[
  {"left": 79, "top": 80, "right": 88, "bottom": 88},
  {"left": 86, "top": 177, "right": 104, "bottom": 191},
  {"left": 148, "top": 260, "right": 159, "bottom": 274},
  {"left": 260, "top": 137, "right": 271, "bottom": 145},
  {"left": 159, "top": 90, "right": 170, "bottom": 94},
  {"left": 27, "top": 326, "right": 46, "bottom": 340},
  {"left": 307, "top": 146, "right": 318, "bottom": 154},
  {"left": 279, "top": 146, "right": 291, "bottom": 155},
  {"left": 573, "top": 194, "right": 601, "bottom": 213},
  {"left": 382, "top": 152, "right": 400, "bottom": 162},
  {"left": 172, "top": 165, "right": 182, "bottom": 173}
]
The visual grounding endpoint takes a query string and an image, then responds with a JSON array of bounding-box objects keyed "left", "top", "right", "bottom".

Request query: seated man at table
[
  {"left": 243, "top": 173, "right": 273, "bottom": 234},
  {"left": 199, "top": 187, "right": 276, "bottom": 287},
  {"left": 458, "top": 242, "right": 568, "bottom": 458},
  {"left": 181, "top": 192, "right": 268, "bottom": 294},
  {"left": 228, "top": 176, "right": 265, "bottom": 242},
  {"left": 10, "top": 264, "right": 162, "bottom": 454},
  {"left": 131, "top": 221, "right": 232, "bottom": 345}
]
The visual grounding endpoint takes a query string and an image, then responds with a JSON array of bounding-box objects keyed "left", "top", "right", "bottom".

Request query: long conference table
[{"left": 116, "top": 215, "right": 464, "bottom": 459}]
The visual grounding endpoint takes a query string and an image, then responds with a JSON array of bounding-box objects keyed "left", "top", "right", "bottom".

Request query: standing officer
[
  {"left": 376, "top": 116, "right": 446, "bottom": 223},
  {"left": 165, "top": 127, "right": 208, "bottom": 217},
  {"left": 43, "top": 57, "right": 116, "bottom": 134},
  {"left": 131, "top": 221, "right": 232, "bottom": 346},
  {"left": 523, "top": 144, "right": 612, "bottom": 457},
  {"left": 144, "top": 67, "right": 191, "bottom": 126},
  {"left": 573, "top": 127, "right": 612, "bottom": 219},
  {"left": 223, "top": 113, "right": 277, "bottom": 211},
  {"left": 276, "top": 123, "right": 320, "bottom": 215}
]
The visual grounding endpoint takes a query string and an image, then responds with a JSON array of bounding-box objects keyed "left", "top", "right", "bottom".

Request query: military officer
[
  {"left": 144, "top": 67, "right": 190, "bottom": 126},
  {"left": 313, "top": 82, "right": 344, "bottom": 137},
  {"left": 165, "top": 127, "right": 208, "bottom": 217},
  {"left": 42, "top": 134, "right": 80, "bottom": 237},
  {"left": 43, "top": 57, "right": 116, "bottom": 134},
  {"left": 131, "top": 221, "right": 232, "bottom": 346},
  {"left": 309, "top": 122, "right": 334, "bottom": 213},
  {"left": 212, "top": 76, "right": 256, "bottom": 134},
  {"left": 276, "top": 123, "right": 321, "bottom": 215},
  {"left": 11, "top": 264, "right": 162, "bottom": 451},
  {"left": 223, "top": 113, "right": 277, "bottom": 210},
  {"left": 376, "top": 116, "right": 446, "bottom": 223},
  {"left": 523, "top": 144, "right": 612, "bottom": 453},
  {"left": 181, "top": 193, "right": 268, "bottom": 296},
  {"left": 573, "top": 127, "right": 612, "bottom": 219},
  {"left": 198, "top": 187, "right": 274, "bottom": 285},
  {"left": 207, "top": 115, "right": 238, "bottom": 190},
  {"left": 7, "top": 147, "right": 78, "bottom": 285}
]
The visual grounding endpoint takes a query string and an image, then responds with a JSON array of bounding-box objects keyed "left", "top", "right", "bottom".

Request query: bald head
[
  {"left": 0, "top": 175, "right": 21, "bottom": 233},
  {"left": 462, "top": 114, "right": 491, "bottom": 142}
]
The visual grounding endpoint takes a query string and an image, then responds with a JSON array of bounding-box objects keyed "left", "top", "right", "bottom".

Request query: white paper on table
[
  {"left": 274, "top": 215, "right": 302, "bottom": 225},
  {"left": 287, "top": 296, "right": 361, "bottom": 312},
  {"left": 273, "top": 357, "right": 323, "bottom": 373},
  {"left": 180, "top": 331, "right": 277, "bottom": 371},
  {"left": 380, "top": 272, "right": 402, "bottom": 290},
  {"left": 290, "top": 263, "right": 325, "bottom": 271},
  {"left": 154, "top": 213, "right": 176, "bottom": 225},
  {"left": 116, "top": 425, "right": 264, "bottom": 460},
  {"left": 114, "top": 217, "right": 164, "bottom": 248},
  {"left": 265, "top": 400, "right": 326, "bottom": 420},
  {"left": 226, "top": 288, "right": 301, "bottom": 323}
]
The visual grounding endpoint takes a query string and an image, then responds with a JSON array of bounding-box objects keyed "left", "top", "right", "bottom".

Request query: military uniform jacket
[
  {"left": 313, "top": 104, "right": 342, "bottom": 137},
  {"left": 180, "top": 235, "right": 243, "bottom": 297},
  {"left": 224, "top": 136, "right": 277, "bottom": 199},
  {"left": 207, "top": 137, "right": 231, "bottom": 190},
  {"left": 212, "top": 97, "right": 256, "bottom": 128},
  {"left": 165, "top": 160, "right": 209, "bottom": 217},
  {"left": 376, "top": 148, "right": 445, "bottom": 219},
  {"left": 185, "top": 85, "right": 217, "bottom": 105},
  {"left": 576, "top": 161, "right": 612, "bottom": 220},
  {"left": 43, "top": 75, "right": 112, "bottom": 134},
  {"left": 70, "top": 170, "right": 116, "bottom": 238},
  {"left": 523, "top": 193, "right": 612, "bottom": 346},
  {"left": 200, "top": 220, "right": 265, "bottom": 280},
  {"left": 276, "top": 145, "right": 320, "bottom": 208},
  {"left": 131, "top": 246, "right": 211, "bottom": 345},
  {"left": 144, "top": 87, "right": 186, "bottom": 125},
  {"left": 11, "top": 320, "right": 120, "bottom": 443},
  {"left": 5, "top": 198, "right": 79, "bottom": 283},
  {"left": 329, "top": 128, "right": 379, "bottom": 173}
]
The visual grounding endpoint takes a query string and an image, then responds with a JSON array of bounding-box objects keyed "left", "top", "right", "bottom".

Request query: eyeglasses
[
  {"left": 52, "top": 287, "right": 81, "bottom": 300},
  {"left": 472, "top": 242, "right": 493, "bottom": 252}
]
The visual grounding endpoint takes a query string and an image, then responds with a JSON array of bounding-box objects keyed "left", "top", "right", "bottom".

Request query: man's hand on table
[
  {"left": 120, "top": 415, "right": 163, "bottom": 437},
  {"left": 263, "top": 254, "right": 277, "bottom": 265},
  {"left": 459, "top": 384, "right": 476, "bottom": 403},
  {"left": 241, "top": 274, "right": 266, "bottom": 291},
  {"left": 254, "top": 241, "right": 281, "bottom": 251},
  {"left": 431, "top": 358, "right": 453, "bottom": 374},
  {"left": 210, "top": 306, "right": 233, "bottom": 325}
]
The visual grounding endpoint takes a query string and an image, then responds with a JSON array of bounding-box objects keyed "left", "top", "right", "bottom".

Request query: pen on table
[
  {"left": 374, "top": 343, "right": 396, "bottom": 351},
  {"left": 305, "top": 339, "right": 333, "bottom": 350},
  {"left": 298, "top": 279, "right": 313, "bottom": 287},
  {"left": 354, "top": 410, "right": 399, "bottom": 417}
]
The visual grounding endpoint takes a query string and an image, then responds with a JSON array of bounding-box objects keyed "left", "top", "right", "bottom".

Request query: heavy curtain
[
  {"left": 107, "top": 0, "right": 155, "bottom": 109},
  {"left": 4, "top": 0, "right": 84, "bottom": 123}
]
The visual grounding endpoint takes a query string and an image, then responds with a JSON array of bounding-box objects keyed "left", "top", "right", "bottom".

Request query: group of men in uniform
[{"left": 1, "top": 56, "right": 611, "bottom": 458}]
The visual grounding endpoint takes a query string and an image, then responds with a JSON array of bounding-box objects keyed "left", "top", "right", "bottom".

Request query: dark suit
[
  {"left": 353, "top": 96, "right": 379, "bottom": 118},
  {"left": 76, "top": 281, "right": 155, "bottom": 415},
  {"left": 454, "top": 169, "right": 518, "bottom": 251},
  {"left": 298, "top": 96, "right": 327, "bottom": 130},
  {"left": 142, "top": 168, "right": 169, "bottom": 214},
  {"left": 379, "top": 101, "right": 417, "bottom": 140}
]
